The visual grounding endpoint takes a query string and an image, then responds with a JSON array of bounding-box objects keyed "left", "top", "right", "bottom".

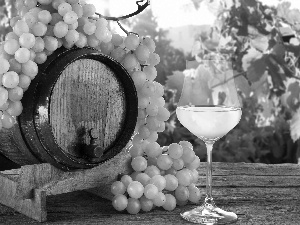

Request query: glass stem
[{"left": 205, "top": 141, "right": 215, "bottom": 205}]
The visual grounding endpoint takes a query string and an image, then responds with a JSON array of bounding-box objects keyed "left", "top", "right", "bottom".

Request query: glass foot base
[{"left": 181, "top": 203, "right": 237, "bottom": 224}]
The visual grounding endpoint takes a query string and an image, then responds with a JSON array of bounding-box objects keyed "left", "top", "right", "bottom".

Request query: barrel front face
[
  {"left": 50, "top": 58, "right": 126, "bottom": 159},
  {"left": 4, "top": 47, "right": 138, "bottom": 170}
]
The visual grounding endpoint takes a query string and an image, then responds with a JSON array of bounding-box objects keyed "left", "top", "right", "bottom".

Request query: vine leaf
[
  {"left": 250, "top": 35, "right": 269, "bottom": 52},
  {"left": 165, "top": 71, "right": 185, "bottom": 102},
  {"left": 265, "top": 55, "right": 286, "bottom": 94},
  {"left": 290, "top": 108, "right": 300, "bottom": 142},
  {"left": 242, "top": 48, "right": 266, "bottom": 82}
]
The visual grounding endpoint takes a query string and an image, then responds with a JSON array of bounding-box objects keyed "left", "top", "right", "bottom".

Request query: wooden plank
[
  {"left": 0, "top": 190, "right": 299, "bottom": 225},
  {"left": 198, "top": 162, "right": 300, "bottom": 176},
  {"left": 0, "top": 173, "right": 46, "bottom": 222}
]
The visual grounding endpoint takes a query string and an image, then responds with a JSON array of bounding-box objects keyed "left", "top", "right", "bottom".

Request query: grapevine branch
[{"left": 95, "top": 0, "right": 150, "bottom": 21}]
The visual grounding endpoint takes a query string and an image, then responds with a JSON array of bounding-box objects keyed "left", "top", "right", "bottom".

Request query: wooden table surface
[{"left": 0, "top": 162, "right": 299, "bottom": 225}]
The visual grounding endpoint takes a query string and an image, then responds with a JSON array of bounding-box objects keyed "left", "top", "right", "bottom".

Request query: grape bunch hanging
[{"left": 0, "top": 0, "right": 202, "bottom": 214}]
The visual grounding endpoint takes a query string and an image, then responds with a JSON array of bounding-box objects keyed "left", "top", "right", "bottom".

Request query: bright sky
[{"left": 86, "top": 0, "right": 216, "bottom": 28}]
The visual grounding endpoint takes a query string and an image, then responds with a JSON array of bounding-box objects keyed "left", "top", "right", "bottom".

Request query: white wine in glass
[{"left": 176, "top": 59, "right": 242, "bottom": 224}]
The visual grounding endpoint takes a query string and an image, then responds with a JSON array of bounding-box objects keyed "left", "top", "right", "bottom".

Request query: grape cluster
[
  {"left": 111, "top": 141, "right": 202, "bottom": 214},
  {"left": 0, "top": 0, "right": 159, "bottom": 130}
]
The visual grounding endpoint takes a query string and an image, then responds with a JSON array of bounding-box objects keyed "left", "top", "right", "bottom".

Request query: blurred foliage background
[{"left": 1, "top": 0, "right": 300, "bottom": 165}]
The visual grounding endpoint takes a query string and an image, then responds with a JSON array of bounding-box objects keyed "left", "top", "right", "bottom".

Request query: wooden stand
[{"left": 0, "top": 149, "right": 132, "bottom": 222}]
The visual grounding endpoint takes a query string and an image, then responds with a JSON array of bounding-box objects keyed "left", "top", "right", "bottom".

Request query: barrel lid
[{"left": 19, "top": 47, "right": 138, "bottom": 170}]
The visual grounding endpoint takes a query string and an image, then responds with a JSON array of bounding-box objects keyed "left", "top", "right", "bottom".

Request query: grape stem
[{"left": 95, "top": 0, "right": 150, "bottom": 21}]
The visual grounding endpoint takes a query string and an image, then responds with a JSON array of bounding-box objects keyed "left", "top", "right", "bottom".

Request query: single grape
[
  {"left": 135, "top": 44, "right": 150, "bottom": 62},
  {"left": 140, "top": 81, "right": 156, "bottom": 97},
  {"left": 2, "top": 71, "right": 19, "bottom": 88},
  {"left": 148, "top": 53, "right": 160, "bottom": 66},
  {"left": 180, "top": 140, "right": 194, "bottom": 149},
  {"left": 153, "top": 96, "right": 165, "bottom": 107},
  {"left": 31, "top": 22, "right": 47, "bottom": 36},
  {"left": 102, "top": 30, "right": 112, "bottom": 43},
  {"left": 44, "top": 36, "right": 58, "bottom": 52},
  {"left": 146, "top": 116, "right": 159, "bottom": 131},
  {"left": 82, "top": 4, "right": 96, "bottom": 17},
  {"left": 157, "top": 121, "right": 165, "bottom": 132},
  {"left": 123, "top": 53, "right": 139, "bottom": 71},
  {"left": 6, "top": 100, "right": 23, "bottom": 117},
  {"left": 146, "top": 131, "right": 158, "bottom": 142},
  {"left": 124, "top": 33, "right": 140, "bottom": 50},
  {"left": 1, "top": 111, "right": 15, "bottom": 129},
  {"left": 144, "top": 165, "right": 160, "bottom": 178},
  {"left": 188, "top": 184, "right": 202, "bottom": 204},
  {"left": 142, "top": 37, "right": 156, "bottom": 53},
  {"left": 68, "top": 21, "right": 78, "bottom": 30},
  {"left": 4, "top": 39, "right": 20, "bottom": 55},
  {"left": 172, "top": 158, "right": 184, "bottom": 171},
  {"left": 144, "top": 141, "right": 162, "bottom": 158},
  {"left": 131, "top": 71, "right": 146, "bottom": 89},
  {"left": 38, "top": 10, "right": 52, "bottom": 24},
  {"left": 19, "top": 6, "right": 29, "bottom": 17},
  {"left": 137, "top": 125, "right": 150, "bottom": 139},
  {"left": 126, "top": 198, "right": 141, "bottom": 215},
  {"left": 111, "top": 33, "right": 123, "bottom": 46},
  {"left": 143, "top": 183, "right": 158, "bottom": 199},
  {"left": 131, "top": 156, "right": 147, "bottom": 172},
  {"left": 58, "top": 2, "right": 72, "bottom": 16},
  {"left": 187, "top": 156, "right": 201, "bottom": 170},
  {"left": 157, "top": 154, "right": 173, "bottom": 171},
  {"left": 8, "top": 58, "right": 21, "bottom": 74},
  {"left": 181, "top": 146, "right": 196, "bottom": 164},
  {"left": 19, "top": 33, "right": 35, "bottom": 49},
  {"left": 52, "top": 0, "right": 66, "bottom": 10},
  {"left": 24, "top": 0, "right": 37, "bottom": 9},
  {"left": 129, "top": 145, "right": 143, "bottom": 158},
  {"left": 143, "top": 66, "right": 157, "bottom": 81},
  {"left": 63, "top": 10, "right": 78, "bottom": 24},
  {"left": 120, "top": 174, "right": 133, "bottom": 188},
  {"left": 0, "top": 58, "right": 10, "bottom": 74},
  {"left": 163, "top": 194, "right": 176, "bottom": 211},
  {"left": 149, "top": 175, "right": 166, "bottom": 192},
  {"left": 152, "top": 191, "right": 166, "bottom": 207},
  {"left": 87, "top": 34, "right": 99, "bottom": 48},
  {"left": 190, "top": 169, "right": 199, "bottom": 183},
  {"left": 0, "top": 87, "right": 9, "bottom": 106},
  {"left": 137, "top": 95, "right": 150, "bottom": 109},
  {"left": 34, "top": 52, "right": 47, "bottom": 64},
  {"left": 9, "top": 16, "right": 21, "bottom": 28},
  {"left": 112, "top": 194, "right": 128, "bottom": 211},
  {"left": 53, "top": 21, "right": 69, "bottom": 38},
  {"left": 99, "top": 41, "right": 114, "bottom": 55},
  {"left": 95, "top": 17, "right": 108, "bottom": 28},
  {"left": 32, "top": 37, "right": 45, "bottom": 53},
  {"left": 8, "top": 86, "right": 23, "bottom": 102},
  {"left": 5, "top": 32, "right": 19, "bottom": 41},
  {"left": 139, "top": 195, "right": 153, "bottom": 212},
  {"left": 175, "top": 185, "right": 190, "bottom": 202},
  {"left": 135, "top": 173, "right": 150, "bottom": 187},
  {"left": 83, "top": 21, "right": 96, "bottom": 35},
  {"left": 110, "top": 47, "right": 126, "bottom": 62},
  {"left": 153, "top": 81, "right": 164, "bottom": 97},
  {"left": 168, "top": 143, "right": 183, "bottom": 160},
  {"left": 111, "top": 181, "right": 126, "bottom": 196},
  {"left": 146, "top": 102, "right": 158, "bottom": 117},
  {"left": 156, "top": 106, "right": 170, "bottom": 121},
  {"left": 18, "top": 74, "right": 31, "bottom": 89},
  {"left": 72, "top": 3, "right": 83, "bottom": 18},
  {"left": 164, "top": 174, "right": 179, "bottom": 191},
  {"left": 22, "top": 12, "right": 37, "bottom": 28},
  {"left": 75, "top": 32, "right": 87, "bottom": 48},
  {"left": 176, "top": 168, "right": 193, "bottom": 186},
  {"left": 127, "top": 181, "right": 144, "bottom": 199}
]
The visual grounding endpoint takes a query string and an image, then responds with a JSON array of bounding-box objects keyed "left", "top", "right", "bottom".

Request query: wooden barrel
[{"left": 0, "top": 47, "right": 138, "bottom": 171}]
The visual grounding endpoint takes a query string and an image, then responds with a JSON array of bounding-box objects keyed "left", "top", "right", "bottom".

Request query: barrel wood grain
[{"left": 0, "top": 162, "right": 299, "bottom": 224}]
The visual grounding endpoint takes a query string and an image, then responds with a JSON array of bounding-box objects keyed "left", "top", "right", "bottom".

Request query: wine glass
[{"left": 176, "top": 58, "right": 242, "bottom": 224}]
